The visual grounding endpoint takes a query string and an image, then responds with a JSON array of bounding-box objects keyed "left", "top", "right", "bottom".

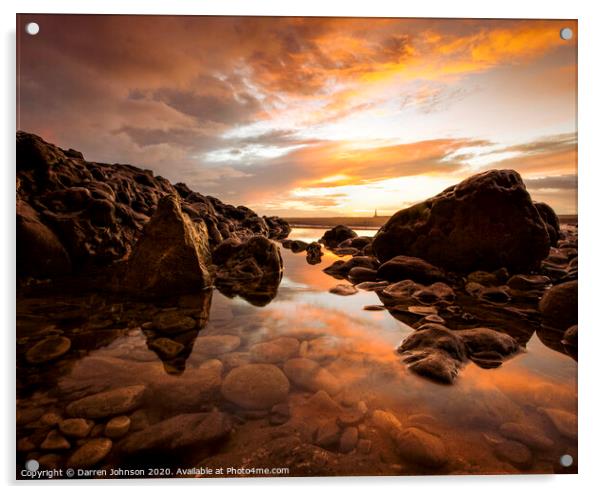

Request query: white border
[{"left": 2, "top": 1, "right": 601, "bottom": 492}]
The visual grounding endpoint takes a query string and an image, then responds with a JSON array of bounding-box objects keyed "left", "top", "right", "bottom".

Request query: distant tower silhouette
[{"left": 373, "top": 209, "right": 378, "bottom": 218}]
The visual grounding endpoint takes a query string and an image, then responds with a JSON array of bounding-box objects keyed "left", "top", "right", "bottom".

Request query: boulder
[
  {"left": 66, "top": 385, "right": 146, "bottom": 419},
  {"left": 306, "top": 242, "right": 323, "bottom": 265},
  {"left": 535, "top": 202, "right": 561, "bottom": 247},
  {"left": 539, "top": 281, "right": 578, "bottom": 330},
  {"left": 120, "top": 194, "right": 213, "bottom": 297},
  {"left": 372, "top": 170, "right": 551, "bottom": 272}
]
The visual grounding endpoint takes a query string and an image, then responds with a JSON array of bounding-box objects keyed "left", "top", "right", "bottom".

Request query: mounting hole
[
  {"left": 25, "top": 459, "right": 39, "bottom": 472},
  {"left": 25, "top": 22, "right": 40, "bottom": 36},
  {"left": 559, "top": 454, "right": 573, "bottom": 467},
  {"left": 560, "top": 27, "right": 573, "bottom": 40}
]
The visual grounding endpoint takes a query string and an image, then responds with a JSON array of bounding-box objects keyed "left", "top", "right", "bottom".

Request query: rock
[
  {"left": 37, "top": 454, "right": 63, "bottom": 469},
  {"left": 307, "top": 390, "right": 341, "bottom": 414},
  {"left": 539, "top": 281, "right": 578, "bottom": 330},
  {"left": 455, "top": 328, "right": 519, "bottom": 357},
  {"left": 412, "top": 282, "right": 455, "bottom": 305},
  {"left": 120, "top": 411, "right": 231, "bottom": 453},
  {"left": 348, "top": 267, "right": 378, "bottom": 283},
  {"left": 119, "top": 194, "right": 213, "bottom": 297},
  {"left": 397, "top": 326, "right": 466, "bottom": 383},
  {"left": 40, "top": 430, "right": 70, "bottom": 450},
  {"left": 219, "top": 351, "right": 252, "bottom": 369},
  {"left": 493, "top": 439, "right": 533, "bottom": 470},
  {"left": 17, "top": 199, "right": 71, "bottom": 278},
  {"left": 372, "top": 409, "right": 403, "bottom": 433},
  {"left": 288, "top": 240, "right": 308, "bottom": 253},
  {"left": 319, "top": 225, "right": 357, "bottom": 248},
  {"left": 499, "top": 422, "right": 554, "bottom": 450},
  {"left": 539, "top": 407, "right": 577, "bottom": 439},
  {"left": 16, "top": 132, "right": 289, "bottom": 275},
  {"left": 306, "top": 336, "right": 340, "bottom": 361},
  {"left": 314, "top": 419, "right": 341, "bottom": 449},
  {"left": 196, "top": 335, "right": 241, "bottom": 356},
  {"left": 25, "top": 336, "right": 71, "bottom": 364},
  {"left": 221, "top": 364, "right": 290, "bottom": 410},
  {"left": 270, "top": 403, "right": 291, "bottom": 425},
  {"left": 395, "top": 427, "right": 448, "bottom": 468},
  {"left": 339, "top": 426, "right": 359, "bottom": 453},
  {"left": 104, "top": 416, "right": 131, "bottom": 438},
  {"left": 372, "top": 170, "right": 552, "bottom": 272},
  {"left": 356, "top": 281, "right": 389, "bottom": 291},
  {"left": 149, "top": 337, "right": 185, "bottom": 359},
  {"left": 250, "top": 337, "right": 300, "bottom": 363},
  {"left": 214, "top": 236, "right": 283, "bottom": 306},
  {"left": 535, "top": 202, "right": 561, "bottom": 247},
  {"left": 306, "top": 242, "right": 323, "bottom": 265},
  {"left": 338, "top": 401, "right": 368, "bottom": 426},
  {"left": 66, "top": 385, "right": 146, "bottom": 419},
  {"left": 283, "top": 358, "right": 342, "bottom": 396},
  {"left": 66, "top": 438, "right": 113, "bottom": 468},
  {"left": 507, "top": 274, "right": 550, "bottom": 291},
  {"left": 329, "top": 284, "right": 358, "bottom": 296},
  {"left": 17, "top": 437, "right": 36, "bottom": 452},
  {"left": 152, "top": 311, "right": 196, "bottom": 334},
  {"left": 59, "top": 418, "right": 94, "bottom": 438},
  {"left": 377, "top": 256, "right": 445, "bottom": 283},
  {"left": 467, "top": 271, "right": 499, "bottom": 286}
]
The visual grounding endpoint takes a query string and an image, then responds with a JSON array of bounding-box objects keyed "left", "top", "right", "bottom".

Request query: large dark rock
[
  {"left": 539, "top": 280, "right": 578, "bottom": 330},
  {"left": 118, "top": 194, "right": 213, "bottom": 297},
  {"left": 319, "top": 225, "right": 357, "bottom": 248},
  {"left": 372, "top": 170, "right": 551, "bottom": 273},
  {"left": 16, "top": 131, "right": 290, "bottom": 278}
]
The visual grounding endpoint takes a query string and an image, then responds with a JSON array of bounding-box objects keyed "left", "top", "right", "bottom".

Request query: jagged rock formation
[{"left": 16, "top": 131, "right": 290, "bottom": 280}]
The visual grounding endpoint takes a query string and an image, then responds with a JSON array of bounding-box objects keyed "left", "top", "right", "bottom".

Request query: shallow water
[{"left": 16, "top": 227, "right": 577, "bottom": 477}]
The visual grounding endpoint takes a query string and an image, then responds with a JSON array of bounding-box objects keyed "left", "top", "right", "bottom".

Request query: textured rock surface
[
  {"left": 539, "top": 280, "right": 578, "bottom": 330},
  {"left": 221, "top": 364, "right": 290, "bottom": 410},
  {"left": 372, "top": 170, "right": 551, "bottom": 272},
  {"left": 118, "top": 194, "right": 213, "bottom": 297},
  {"left": 16, "top": 131, "right": 289, "bottom": 279}
]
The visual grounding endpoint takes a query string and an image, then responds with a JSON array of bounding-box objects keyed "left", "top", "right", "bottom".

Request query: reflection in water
[
  {"left": 16, "top": 227, "right": 577, "bottom": 476},
  {"left": 216, "top": 269, "right": 282, "bottom": 307}
]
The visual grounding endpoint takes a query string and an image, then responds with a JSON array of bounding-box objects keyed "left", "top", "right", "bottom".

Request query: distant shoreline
[{"left": 285, "top": 214, "right": 578, "bottom": 230}]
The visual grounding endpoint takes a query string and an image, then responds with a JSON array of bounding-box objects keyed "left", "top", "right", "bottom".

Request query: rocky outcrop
[
  {"left": 118, "top": 194, "right": 213, "bottom": 297},
  {"left": 534, "top": 202, "right": 561, "bottom": 247},
  {"left": 372, "top": 170, "right": 552, "bottom": 273},
  {"left": 16, "top": 131, "right": 290, "bottom": 279},
  {"left": 539, "top": 280, "right": 578, "bottom": 330}
]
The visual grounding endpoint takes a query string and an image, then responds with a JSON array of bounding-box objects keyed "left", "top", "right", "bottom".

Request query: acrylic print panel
[{"left": 16, "top": 15, "right": 577, "bottom": 479}]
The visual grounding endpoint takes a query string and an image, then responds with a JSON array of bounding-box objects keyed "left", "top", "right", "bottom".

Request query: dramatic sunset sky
[{"left": 17, "top": 15, "right": 577, "bottom": 216}]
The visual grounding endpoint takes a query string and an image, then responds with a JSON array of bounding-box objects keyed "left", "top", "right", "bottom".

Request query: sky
[{"left": 17, "top": 15, "right": 577, "bottom": 216}]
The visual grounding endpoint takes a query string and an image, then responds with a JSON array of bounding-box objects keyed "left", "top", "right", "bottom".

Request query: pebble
[
  {"left": 66, "top": 438, "right": 113, "bottom": 468},
  {"left": 196, "top": 335, "right": 241, "bottom": 356},
  {"left": 338, "top": 401, "right": 368, "bottom": 426},
  {"left": 104, "top": 416, "right": 131, "bottom": 438},
  {"left": 17, "top": 436, "right": 36, "bottom": 452},
  {"left": 339, "top": 426, "right": 359, "bottom": 453},
  {"left": 363, "top": 305, "right": 386, "bottom": 311},
  {"left": 40, "top": 412, "right": 62, "bottom": 426},
  {"left": 221, "top": 364, "right": 290, "bottom": 410},
  {"left": 37, "top": 453, "right": 63, "bottom": 469},
  {"left": 59, "top": 418, "right": 94, "bottom": 438},
  {"left": 40, "top": 430, "right": 70, "bottom": 450},
  {"left": 25, "top": 336, "right": 71, "bottom": 364},
  {"left": 219, "top": 351, "right": 252, "bottom": 369},
  {"left": 269, "top": 403, "right": 291, "bottom": 425},
  {"left": 371, "top": 409, "right": 403, "bottom": 433},
  {"left": 250, "top": 337, "right": 300, "bottom": 363},
  {"left": 306, "top": 336, "right": 340, "bottom": 361},
  {"left": 66, "top": 385, "right": 146, "bottom": 419}
]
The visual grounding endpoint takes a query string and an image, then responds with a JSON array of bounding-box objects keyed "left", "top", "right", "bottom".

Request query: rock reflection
[
  {"left": 216, "top": 270, "right": 282, "bottom": 307},
  {"left": 536, "top": 325, "right": 578, "bottom": 361}
]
